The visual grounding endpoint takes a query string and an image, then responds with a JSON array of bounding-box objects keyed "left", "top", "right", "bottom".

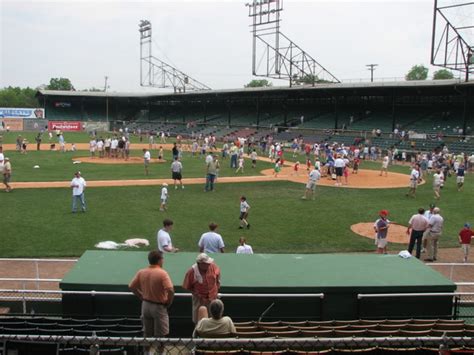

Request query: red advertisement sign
[
  {"left": 48, "top": 121, "right": 83, "bottom": 131},
  {"left": 1, "top": 118, "right": 24, "bottom": 131}
]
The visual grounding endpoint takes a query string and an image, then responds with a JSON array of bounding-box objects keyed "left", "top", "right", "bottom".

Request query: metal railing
[
  {"left": 431, "top": 263, "right": 474, "bottom": 282},
  {"left": 0, "top": 289, "right": 324, "bottom": 299},
  {"left": 0, "top": 288, "right": 324, "bottom": 315},
  {"left": 357, "top": 291, "right": 474, "bottom": 320},
  {"left": 0, "top": 258, "right": 77, "bottom": 291}
]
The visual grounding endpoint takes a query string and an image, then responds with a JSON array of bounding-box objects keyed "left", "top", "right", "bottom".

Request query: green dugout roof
[{"left": 60, "top": 251, "right": 455, "bottom": 293}]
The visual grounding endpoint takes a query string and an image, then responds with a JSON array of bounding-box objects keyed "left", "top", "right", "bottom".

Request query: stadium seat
[
  {"left": 319, "top": 325, "right": 349, "bottom": 330},
  {"left": 234, "top": 321, "right": 255, "bottom": 327},
  {"left": 281, "top": 321, "right": 308, "bottom": 327},
  {"left": 366, "top": 329, "right": 400, "bottom": 337},
  {"left": 411, "top": 319, "right": 439, "bottom": 324},
  {"left": 334, "top": 320, "right": 360, "bottom": 326},
  {"left": 0, "top": 327, "right": 38, "bottom": 335},
  {"left": 358, "top": 319, "right": 381, "bottom": 325},
  {"left": 37, "top": 327, "right": 73, "bottom": 336},
  {"left": 256, "top": 321, "right": 282, "bottom": 326},
  {"left": 195, "top": 351, "right": 246, "bottom": 355},
  {"left": 71, "top": 328, "right": 108, "bottom": 337},
  {"left": 266, "top": 330, "right": 301, "bottom": 338},
  {"left": 235, "top": 331, "right": 269, "bottom": 338},
  {"left": 107, "top": 329, "right": 143, "bottom": 337},
  {"left": 299, "top": 329, "right": 335, "bottom": 337},
  {"left": 306, "top": 320, "right": 335, "bottom": 326},
  {"left": 334, "top": 329, "right": 368, "bottom": 337},
  {"left": 430, "top": 329, "right": 465, "bottom": 337},
  {"left": 235, "top": 326, "right": 260, "bottom": 333},
  {"left": 404, "top": 323, "right": 435, "bottom": 331},
  {"left": 196, "top": 332, "right": 237, "bottom": 339},
  {"left": 259, "top": 326, "right": 290, "bottom": 332},
  {"left": 348, "top": 324, "right": 379, "bottom": 330},
  {"left": 433, "top": 323, "right": 465, "bottom": 331},
  {"left": 377, "top": 324, "right": 407, "bottom": 331},
  {"left": 398, "top": 329, "right": 432, "bottom": 337},
  {"left": 383, "top": 319, "right": 412, "bottom": 325}
]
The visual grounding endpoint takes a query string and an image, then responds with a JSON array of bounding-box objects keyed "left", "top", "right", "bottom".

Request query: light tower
[
  {"left": 245, "top": 0, "right": 340, "bottom": 86},
  {"left": 138, "top": 20, "right": 211, "bottom": 93}
]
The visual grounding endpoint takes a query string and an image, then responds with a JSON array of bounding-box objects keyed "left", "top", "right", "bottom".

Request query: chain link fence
[{"left": 2, "top": 334, "right": 474, "bottom": 355}]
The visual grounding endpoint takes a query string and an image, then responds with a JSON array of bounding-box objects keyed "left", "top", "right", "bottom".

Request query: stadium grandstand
[{"left": 37, "top": 79, "right": 474, "bottom": 154}]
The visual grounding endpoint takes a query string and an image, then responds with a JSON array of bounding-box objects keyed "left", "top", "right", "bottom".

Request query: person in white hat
[
  {"left": 160, "top": 183, "right": 168, "bottom": 212},
  {"left": 182, "top": 253, "right": 221, "bottom": 323}
]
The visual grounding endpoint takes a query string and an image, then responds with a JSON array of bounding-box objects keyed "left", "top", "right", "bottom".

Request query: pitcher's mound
[
  {"left": 351, "top": 222, "right": 408, "bottom": 244},
  {"left": 260, "top": 168, "right": 416, "bottom": 189},
  {"left": 73, "top": 157, "right": 166, "bottom": 164}
]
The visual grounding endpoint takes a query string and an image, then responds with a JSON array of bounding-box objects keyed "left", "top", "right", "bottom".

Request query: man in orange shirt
[
  {"left": 182, "top": 253, "right": 221, "bottom": 323},
  {"left": 129, "top": 251, "right": 175, "bottom": 337}
]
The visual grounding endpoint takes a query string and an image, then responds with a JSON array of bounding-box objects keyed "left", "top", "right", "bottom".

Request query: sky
[{"left": 0, "top": 0, "right": 465, "bottom": 92}]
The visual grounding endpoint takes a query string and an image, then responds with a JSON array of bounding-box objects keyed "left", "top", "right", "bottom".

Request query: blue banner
[{"left": 0, "top": 107, "right": 45, "bottom": 119}]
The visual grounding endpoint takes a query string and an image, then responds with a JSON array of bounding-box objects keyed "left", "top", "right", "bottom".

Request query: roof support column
[
  {"left": 462, "top": 87, "right": 469, "bottom": 137},
  {"left": 391, "top": 90, "right": 396, "bottom": 132},
  {"left": 227, "top": 99, "right": 232, "bottom": 127},
  {"left": 256, "top": 96, "right": 260, "bottom": 128}
]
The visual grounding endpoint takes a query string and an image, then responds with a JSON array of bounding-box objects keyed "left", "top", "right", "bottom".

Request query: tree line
[{"left": 0, "top": 78, "right": 103, "bottom": 108}]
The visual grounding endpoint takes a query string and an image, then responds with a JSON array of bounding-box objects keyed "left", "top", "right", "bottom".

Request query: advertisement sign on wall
[
  {"left": 0, "top": 108, "right": 45, "bottom": 119},
  {"left": 83, "top": 121, "right": 109, "bottom": 132},
  {"left": 48, "top": 121, "right": 83, "bottom": 131},
  {"left": 0, "top": 118, "right": 24, "bottom": 131},
  {"left": 24, "top": 119, "right": 49, "bottom": 131}
]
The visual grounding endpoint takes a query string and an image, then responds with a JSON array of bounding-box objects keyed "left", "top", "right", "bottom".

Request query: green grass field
[
  {"left": 1, "top": 147, "right": 473, "bottom": 257},
  {"left": 3, "top": 150, "right": 274, "bottom": 182}
]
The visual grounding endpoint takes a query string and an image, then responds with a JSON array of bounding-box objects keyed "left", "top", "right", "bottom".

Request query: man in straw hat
[{"left": 182, "top": 253, "right": 221, "bottom": 323}]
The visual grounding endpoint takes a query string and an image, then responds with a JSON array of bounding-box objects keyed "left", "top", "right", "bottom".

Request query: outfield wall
[{"left": 0, "top": 119, "right": 110, "bottom": 132}]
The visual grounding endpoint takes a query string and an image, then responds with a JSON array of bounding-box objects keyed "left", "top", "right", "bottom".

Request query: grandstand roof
[{"left": 36, "top": 79, "right": 473, "bottom": 100}]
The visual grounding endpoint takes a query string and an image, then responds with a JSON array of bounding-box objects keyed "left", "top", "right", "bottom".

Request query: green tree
[
  {"left": 405, "top": 65, "right": 429, "bottom": 81},
  {"left": 0, "top": 87, "right": 38, "bottom": 107},
  {"left": 433, "top": 69, "right": 454, "bottom": 80},
  {"left": 296, "top": 74, "right": 317, "bottom": 85},
  {"left": 47, "top": 77, "right": 75, "bottom": 91},
  {"left": 244, "top": 79, "right": 272, "bottom": 88},
  {"left": 294, "top": 74, "right": 332, "bottom": 85},
  {"left": 84, "top": 87, "right": 103, "bottom": 92}
]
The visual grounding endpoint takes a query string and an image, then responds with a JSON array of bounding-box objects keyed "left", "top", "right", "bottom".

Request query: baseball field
[{"left": 1, "top": 131, "right": 472, "bottom": 258}]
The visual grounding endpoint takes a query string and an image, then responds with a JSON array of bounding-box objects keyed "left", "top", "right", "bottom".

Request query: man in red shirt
[
  {"left": 459, "top": 223, "right": 474, "bottom": 263},
  {"left": 129, "top": 251, "right": 174, "bottom": 338},
  {"left": 182, "top": 253, "right": 221, "bottom": 323}
]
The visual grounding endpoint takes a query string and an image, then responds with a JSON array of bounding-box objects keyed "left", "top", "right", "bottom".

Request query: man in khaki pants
[{"left": 424, "top": 207, "right": 444, "bottom": 262}]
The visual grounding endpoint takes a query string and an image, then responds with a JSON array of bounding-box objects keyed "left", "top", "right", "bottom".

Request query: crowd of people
[
  {"left": 405, "top": 149, "right": 470, "bottom": 199},
  {"left": 156, "top": 217, "right": 254, "bottom": 256},
  {"left": 373, "top": 204, "right": 473, "bottom": 264},
  {"left": 88, "top": 135, "right": 132, "bottom": 160}
]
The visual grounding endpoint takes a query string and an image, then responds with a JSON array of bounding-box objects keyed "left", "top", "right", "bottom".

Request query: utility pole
[
  {"left": 104, "top": 76, "right": 109, "bottom": 92},
  {"left": 366, "top": 64, "right": 378, "bottom": 82}
]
